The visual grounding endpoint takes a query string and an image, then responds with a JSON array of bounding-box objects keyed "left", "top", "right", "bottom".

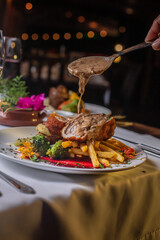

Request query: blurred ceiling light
[
  {"left": 64, "top": 33, "right": 71, "bottom": 40},
  {"left": 114, "top": 56, "right": 121, "bottom": 63},
  {"left": 21, "top": 33, "right": 29, "bottom": 40},
  {"left": 77, "top": 16, "right": 85, "bottom": 23},
  {"left": 65, "top": 11, "right": 72, "bottom": 18},
  {"left": 114, "top": 44, "right": 123, "bottom": 52},
  {"left": 89, "top": 21, "right": 98, "bottom": 29},
  {"left": 11, "top": 42, "right": 16, "bottom": 48},
  {"left": 25, "top": 2, "right": 33, "bottom": 10},
  {"left": 87, "top": 31, "right": 95, "bottom": 38},
  {"left": 119, "top": 26, "right": 126, "bottom": 33},
  {"left": 100, "top": 30, "right": 108, "bottom": 37},
  {"left": 42, "top": 33, "right": 49, "bottom": 40},
  {"left": 31, "top": 33, "right": 38, "bottom": 40},
  {"left": 125, "top": 7, "right": 134, "bottom": 15},
  {"left": 76, "top": 32, "right": 83, "bottom": 39},
  {"left": 53, "top": 33, "right": 60, "bottom": 40}
]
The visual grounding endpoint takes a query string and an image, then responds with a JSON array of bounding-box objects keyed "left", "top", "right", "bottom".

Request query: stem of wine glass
[{"left": 0, "top": 30, "right": 5, "bottom": 77}]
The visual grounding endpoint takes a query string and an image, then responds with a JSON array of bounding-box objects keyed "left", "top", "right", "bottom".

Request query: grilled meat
[
  {"left": 61, "top": 113, "right": 116, "bottom": 142},
  {"left": 37, "top": 112, "right": 67, "bottom": 143}
]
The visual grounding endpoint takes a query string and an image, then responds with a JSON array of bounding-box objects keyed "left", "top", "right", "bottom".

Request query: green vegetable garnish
[
  {"left": 61, "top": 99, "right": 83, "bottom": 113},
  {"left": 31, "top": 134, "right": 50, "bottom": 156},
  {"left": 47, "top": 140, "right": 69, "bottom": 159}
]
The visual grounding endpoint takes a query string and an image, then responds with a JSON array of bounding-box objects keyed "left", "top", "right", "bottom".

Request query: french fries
[
  {"left": 99, "top": 144, "right": 124, "bottom": 162},
  {"left": 63, "top": 137, "right": 135, "bottom": 168},
  {"left": 70, "top": 147, "right": 89, "bottom": 156},
  {"left": 87, "top": 140, "right": 100, "bottom": 168}
]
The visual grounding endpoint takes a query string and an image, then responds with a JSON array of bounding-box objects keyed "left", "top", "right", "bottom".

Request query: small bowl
[{"left": 0, "top": 109, "right": 47, "bottom": 127}]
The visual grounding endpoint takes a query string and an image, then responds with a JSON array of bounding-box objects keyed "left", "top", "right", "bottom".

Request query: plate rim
[{"left": 0, "top": 126, "right": 147, "bottom": 174}]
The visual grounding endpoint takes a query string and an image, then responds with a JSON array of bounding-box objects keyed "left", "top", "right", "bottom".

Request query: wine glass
[{"left": 0, "top": 30, "right": 5, "bottom": 77}]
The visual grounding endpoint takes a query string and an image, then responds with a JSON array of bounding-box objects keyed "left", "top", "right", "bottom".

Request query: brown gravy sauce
[{"left": 68, "top": 56, "right": 113, "bottom": 113}]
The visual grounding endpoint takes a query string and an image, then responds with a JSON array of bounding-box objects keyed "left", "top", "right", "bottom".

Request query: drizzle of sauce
[{"left": 68, "top": 56, "right": 113, "bottom": 113}]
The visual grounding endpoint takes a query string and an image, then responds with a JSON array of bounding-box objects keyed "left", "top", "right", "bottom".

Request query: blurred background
[{"left": 0, "top": 0, "right": 160, "bottom": 127}]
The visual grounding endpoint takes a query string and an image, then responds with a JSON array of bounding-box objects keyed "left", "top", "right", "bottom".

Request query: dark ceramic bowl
[{"left": 0, "top": 109, "right": 47, "bottom": 127}]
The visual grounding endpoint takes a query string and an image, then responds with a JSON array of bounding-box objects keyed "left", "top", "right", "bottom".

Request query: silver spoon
[
  {"left": 111, "top": 41, "right": 153, "bottom": 60},
  {"left": 68, "top": 41, "right": 153, "bottom": 77}
]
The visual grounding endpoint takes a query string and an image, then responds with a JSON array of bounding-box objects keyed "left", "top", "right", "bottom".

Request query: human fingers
[
  {"left": 152, "top": 36, "right": 160, "bottom": 50},
  {"left": 145, "top": 14, "right": 160, "bottom": 42}
]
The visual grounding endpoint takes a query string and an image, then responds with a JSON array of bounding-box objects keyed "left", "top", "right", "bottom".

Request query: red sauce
[{"left": 40, "top": 156, "right": 93, "bottom": 168}]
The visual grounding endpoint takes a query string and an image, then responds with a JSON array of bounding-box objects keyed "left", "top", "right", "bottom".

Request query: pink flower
[
  {"left": 32, "top": 94, "right": 45, "bottom": 111},
  {"left": 17, "top": 93, "right": 45, "bottom": 111},
  {"left": 17, "top": 97, "right": 33, "bottom": 109}
]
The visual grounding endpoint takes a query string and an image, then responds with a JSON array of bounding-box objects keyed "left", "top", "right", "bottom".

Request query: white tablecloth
[{"left": 0, "top": 124, "right": 160, "bottom": 212}]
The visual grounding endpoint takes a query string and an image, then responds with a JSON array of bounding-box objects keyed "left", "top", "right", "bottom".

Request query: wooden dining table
[{"left": 0, "top": 122, "right": 160, "bottom": 240}]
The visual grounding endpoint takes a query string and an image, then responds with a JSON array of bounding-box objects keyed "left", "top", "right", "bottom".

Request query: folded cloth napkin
[{"left": 0, "top": 161, "right": 160, "bottom": 240}]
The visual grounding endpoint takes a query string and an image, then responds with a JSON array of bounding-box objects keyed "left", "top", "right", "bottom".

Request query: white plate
[
  {"left": 85, "top": 103, "right": 111, "bottom": 115},
  {"left": 44, "top": 103, "right": 112, "bottom": 119},
  {"left": 0, "top": 127, "right": 146, "bottom": 174}
]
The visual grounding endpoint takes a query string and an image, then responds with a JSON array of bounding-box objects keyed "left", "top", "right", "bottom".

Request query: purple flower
[{"left": 17, "top": 93, "right": 45, "bottom": 111}]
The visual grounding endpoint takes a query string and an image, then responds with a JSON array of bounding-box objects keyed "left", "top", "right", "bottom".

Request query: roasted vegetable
[
  {"left": 61, "top": 99, "right": 84, "bottom": 113},
  {"left": 47, "top": 140, "right": 69, "bottom": 159},
  {"left": 31, "top": 134, "right": 50, "bottom": 156}
]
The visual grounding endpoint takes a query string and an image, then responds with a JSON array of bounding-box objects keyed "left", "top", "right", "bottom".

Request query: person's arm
[{"left": 145, "top": 14, "right": 160, "bottom": 50}]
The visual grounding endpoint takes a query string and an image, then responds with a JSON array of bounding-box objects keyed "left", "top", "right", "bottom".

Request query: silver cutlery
[
  {"left": 114, "top": 136, "right": 160, "bottom": 157},
  {"left": 0, "top": 170, "right": 36, "bottom": 194}
]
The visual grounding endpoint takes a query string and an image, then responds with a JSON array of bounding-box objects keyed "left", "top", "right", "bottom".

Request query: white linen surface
[{"left": 0, "top": 125, "right": 160, "bottom": 212}]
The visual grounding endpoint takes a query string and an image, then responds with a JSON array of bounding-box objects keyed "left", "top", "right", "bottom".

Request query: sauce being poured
[{"left": 68, "top": 56, "right": 113, "bottom": 113}]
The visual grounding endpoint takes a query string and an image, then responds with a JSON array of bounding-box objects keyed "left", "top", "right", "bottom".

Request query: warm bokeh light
[
  {"left": 42, "top": 33, "right": 49, "bottom": 40},
  {"left": 114, "top": 44, "right": 123, "bottom": 52},
  {"left": 64, "top": 32, "right": 71, "bottom": 40},
  {"left": 31, "top": 33, "right": 38, "bottom": 40},
  {"left": 125, "top": 7, "right": 134, "bottom": 15},
  {"left": 65, "top": 11, "right": 72, "bottom": 18},
  {"left": 89, "top": 21, "right": 98, "bottom": 29},
  {"left": 21, "top": 33, "right": 29, "bottom": 40},
  {"left": 87, "top": 31, "right": 95, "bottom": 38},
  {"left": 77, "top": 16, "right": 85, "bottom": 23},
  {"left": 25, "top": 2, "right": 33, "bottom": 10},
  {"left": 119, "top": 26, "right": 126, "bottom": 33},
  {"left": 13, "top": 54, "right": 18, "bottom": 60},
  {"left": 11, "top": 42, "right": 15, "bottom": 48},
  {"left": 114, "top": 56, "right": 121, "bottom": 63},
  {"left": 76, "top": 32, "right": 83, "bottom": 39},
  {"left": 100, "top": 30, "right": 108, "bottom": 37},
  {"left": 53, "top": 33, "right": 60, "bottom": 40}
]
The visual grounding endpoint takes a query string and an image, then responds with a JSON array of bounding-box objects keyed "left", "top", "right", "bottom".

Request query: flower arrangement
[
  {"left": 17, "top": 93, "right": 45, "bottom": 111},
  {"left": 0, "top": 75, "right": 45, "bottom": 113}
]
